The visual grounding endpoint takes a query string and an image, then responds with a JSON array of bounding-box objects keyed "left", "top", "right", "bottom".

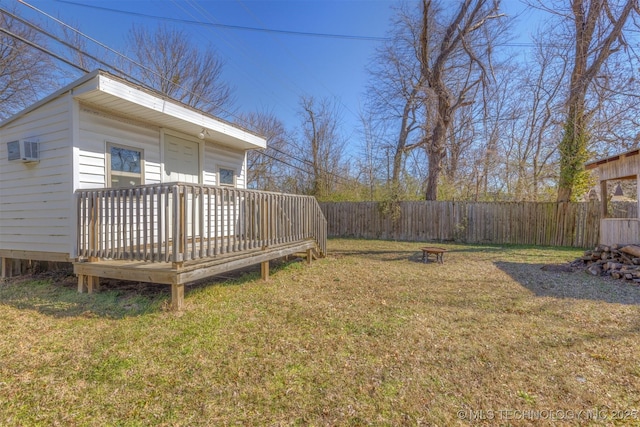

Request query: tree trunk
[
  {"left": 556, "top": 0, "right": 636, "bottom": 202},
  {"left": 557, "top": 99, "right": 588, "bottom": 202},
  {"left": 425, "top": 148, "right": 445, "bottom": 200},
  {"left": 425, "top": 117, "right": 448, "bottom": 200}
]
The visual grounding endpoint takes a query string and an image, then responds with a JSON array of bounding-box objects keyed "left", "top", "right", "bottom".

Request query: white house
[
  {"left": 0, "top": 70, "right": 326, "bottom": 309},
  {"left": 0, "top": 70, "right": 264, "bottom": 265}
]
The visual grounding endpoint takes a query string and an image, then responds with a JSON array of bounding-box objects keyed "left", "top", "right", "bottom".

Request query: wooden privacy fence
[
  {"left": 319, "top": 201, "right": 608, "bottom": 248},
  {"left": 77, "top": 183, "right": 327, "bottom": 263}
]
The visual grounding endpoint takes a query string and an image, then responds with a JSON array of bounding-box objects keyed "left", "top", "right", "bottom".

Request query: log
[
  {"left": 620, "top": 253, "right": 634, "bottom": 264},
  {"left": 587, "top": 264, "right": 603, "bottom": 276},
  {"left": 620, "top": 245, "right": 640, "bottom": 258},
  {"left": 607, "top": 262, "right": 624, "bottom": 271},
  {"left": 578, "top": 243, "right": 640, "bottom": 282}
]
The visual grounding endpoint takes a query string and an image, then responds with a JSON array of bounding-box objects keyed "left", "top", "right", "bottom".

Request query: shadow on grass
[
  {"left": 331, "top": 245, "right": 503, "bottom": 264},
  {"left": 0, "top": 258, "right": 305, "bottom": 318},
  {"left": 495, "top": 261, "right": 640, "bottom": 306},
  {"left": 0, "top": 272, "right": 169, "bottom": 318}
]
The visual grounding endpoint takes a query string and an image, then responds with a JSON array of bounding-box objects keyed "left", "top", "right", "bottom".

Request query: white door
[{"left": 164, "top": 134, "right": 200, "bottom": 183}]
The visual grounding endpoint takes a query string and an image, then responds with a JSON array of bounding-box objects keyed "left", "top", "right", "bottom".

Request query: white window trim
[
  {"left": 218, "top": 166, "right": 237, "bottom": 187},
  {"left": 106, "top": 142, "right": 144, "bottom": 188}
]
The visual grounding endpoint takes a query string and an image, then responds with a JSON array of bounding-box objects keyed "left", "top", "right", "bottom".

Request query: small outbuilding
[
  {"left": 585, "top": 149, "right": 640, "bottom": 245},
  {"left": 0, "top": 70, "right": 327, "bottom": 309}
]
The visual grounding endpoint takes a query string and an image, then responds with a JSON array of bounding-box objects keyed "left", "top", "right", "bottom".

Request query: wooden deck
[
  {"left": 74, "top": 183, "right": 327, "bottom": 310},
  {"left": 75, "top": 240, "right": 318, "bottom": 310}
]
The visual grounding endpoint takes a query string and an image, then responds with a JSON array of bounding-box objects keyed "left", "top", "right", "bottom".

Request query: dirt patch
[{"left": 540, "top": 263, "right": 575, "bottom": 273}]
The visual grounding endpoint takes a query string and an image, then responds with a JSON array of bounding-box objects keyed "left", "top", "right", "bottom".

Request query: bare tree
[
  {"left": 356, "top": 109, "right": 389, "bottom": 200},
  {"left": 294, "top": 96, "right": 347, "bottom": 198},
  {"left": 548, "top": 0, "right": 639, "bottom": 201},
  {"left": 418, "top": 0, "right": 506, "bottom": 200},
  {"left": 504, "top": 32, "right": 568, "bottom": 201},
  {"left": 366, "top": 3, "right": 427, "bottom": 200},
  {"left": 0, "top": 7, "right": 55, "bottom": 119},
  {"left": 587, "top": 50, "right": 640, "bottom": 156},
  {"left": 126, "top": 24, "right": 233, "bottom": 115},
  {"left": 241, "top": 111, "right": 293, "bottom": 191}
]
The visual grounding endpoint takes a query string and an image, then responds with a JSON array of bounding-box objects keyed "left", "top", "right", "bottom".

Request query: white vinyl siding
[
  {"left": 77, "top": 107, "right": 161, "bottom": 188},
  {"left": 0, "top": 72, "right": 258, "bottom": 262},
  {"left": 203, "top": 141, "right": 246, "bottom": 188},
  {"left": 0, "top": 95, "right": 73, "bottom": 255}
]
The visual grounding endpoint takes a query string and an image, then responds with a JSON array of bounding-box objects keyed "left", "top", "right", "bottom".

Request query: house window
[
  {"left": 107, "top": 143, "right": 143, "bottom": 188},
  {"left": 219, "top": 167, "right": 236, "bottom": 187}
]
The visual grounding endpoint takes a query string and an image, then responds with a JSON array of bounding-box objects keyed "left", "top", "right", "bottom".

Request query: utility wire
[
  {"left": 255, "top": 150, "right": 308, "bottom": 175},
  {"left": 9, "top": 2, "right": 356, "bottom": 184},
  {"left": 168, "top": 0, "right": 302, "bottom": 118},
  {"left": 17, "top": 0, "right": 246, "bottom": 124},
  {"left": 233, "top": 0, "right": 361, "bottom": 138},
  {"left": 1, "top": 7, "right": 133, "bottom": 81},
  {"left": 256, "top": 150, "right": 354, "bottom": 185},
  {"left": 52, "top": 0, "right": 390, "bottom": 42},
  {"left": 17, "top": 0, "right": 151, "bottom": 76},
  {"left": 0, "top": 26, "right": 88, "bottom": 72},
  {"left": 257, "top": 146, "right": 352, "bottom": 184}
]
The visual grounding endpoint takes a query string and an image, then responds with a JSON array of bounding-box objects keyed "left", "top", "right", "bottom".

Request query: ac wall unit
[{"left": 7, "top": 140, "right": 39, "bottom": 162}]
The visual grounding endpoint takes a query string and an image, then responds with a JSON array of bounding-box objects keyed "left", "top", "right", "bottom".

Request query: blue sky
[{"left": 5, "top": 0, "right": 535, "bottom": 153}]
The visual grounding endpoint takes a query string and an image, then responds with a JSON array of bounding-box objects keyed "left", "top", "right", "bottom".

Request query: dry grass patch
[{"left": 1, "top": 239, "right": 640, "bottom": 426}]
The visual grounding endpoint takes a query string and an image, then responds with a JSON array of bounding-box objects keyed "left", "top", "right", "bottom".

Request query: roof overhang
[
  {"left": 585, "top": 148, "right": 640, "bottom": 170},
  {"left": 1, "top": 70, "right": 266, "bottom": 151}
]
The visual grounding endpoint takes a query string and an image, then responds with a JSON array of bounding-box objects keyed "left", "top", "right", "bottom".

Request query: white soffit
[{"left": 73, "top": 72, "right": 266, "bottom": 150}]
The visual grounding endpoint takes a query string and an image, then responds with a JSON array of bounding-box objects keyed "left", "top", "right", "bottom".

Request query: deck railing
[{"left": 76, "top": 183, "right": 327, "bottom": 263}]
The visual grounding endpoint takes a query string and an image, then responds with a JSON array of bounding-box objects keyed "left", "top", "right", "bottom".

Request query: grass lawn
[{"left": 1, "top": 238, "right": 640, "bottom": 426}]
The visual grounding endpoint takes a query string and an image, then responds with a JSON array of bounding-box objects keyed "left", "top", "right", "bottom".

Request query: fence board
[{"left": 318, "top": 200, "right": 615, "bottom": 248}]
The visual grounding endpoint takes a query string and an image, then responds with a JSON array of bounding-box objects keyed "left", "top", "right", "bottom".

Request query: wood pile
[{"left": 578, "top": 243, "right": 640, "bottom": 281}]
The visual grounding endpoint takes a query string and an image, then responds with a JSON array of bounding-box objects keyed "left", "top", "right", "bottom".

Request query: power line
[
  {"left": 231, "top": 0, "right": 362, "bottom": 140},
  {"left": 8, "top": 2, "right": 358, "bottom": 184},
  {"left": 1, "top": 6, "right": 132, "bottom": 81},
  {"left": 168, "top": 0, "right": 303, "bottom": 119},
  {"left": 255, "top": 150, "right": 307, "bottom": 175},
  {"left": 258, "top": 145, "right": 353, "bottom": 185},
  {"left": 52, "top": 0, "right": 390, "bottom": 42},
  {"left": 255, "top": 150, "right": 353, "bottom": 185},
  {"left": 16, "top": 0, "right": 245, "bottom": 123},
  {"left": 17, "top": 0, "right": 151, "bottom": 76},
  {"left": 0, "top": 26, "right": 88, "bottom": 73}
]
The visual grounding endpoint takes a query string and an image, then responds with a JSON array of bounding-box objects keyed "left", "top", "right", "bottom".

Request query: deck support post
[
  {"left": 306, "top": 249, "right": 313, "bottom": 265},
  {"left": 261, "top": 260, "right": 269, "bottom": 281},
  {"left": 171, "top": 283, "right": 184, "bottom": 311},
  {"left": 78, "top": 257, "right": 100, "bottom": 294},
  {"left": 87, "top": 276, "right": 100, "bottom": 293},
  {"left": 1, "top": 257, "right": 12, "bottom": 278},
  {"left": 77, "top": 274, "right": 100, "bottom": 293},
  {"left": 77, "top": 274, "right": 87, "bottom": 293},
  {"left": 0, "top": 258, "right": 26, "bottom": 278}
]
